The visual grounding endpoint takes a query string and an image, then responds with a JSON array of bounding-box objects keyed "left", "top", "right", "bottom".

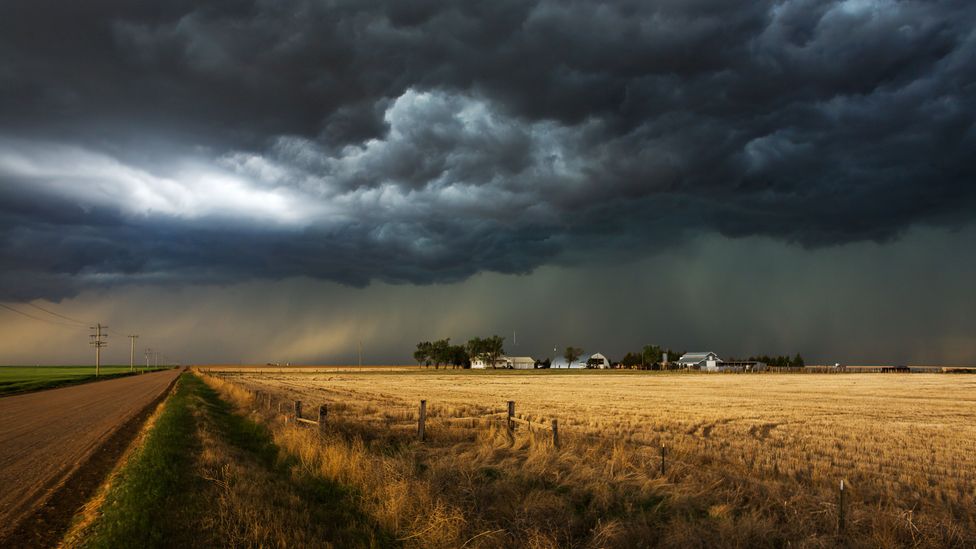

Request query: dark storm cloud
[{"left": 1, "top": 0, "right": 974, "bottom": 300}]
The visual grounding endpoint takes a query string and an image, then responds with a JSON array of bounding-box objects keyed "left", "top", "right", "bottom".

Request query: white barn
[
  {"left": 677, "top": 352, "right": 722, "bottom": 370},
  {"left": 586, "top": 352, "right": 611, "bottom": 369}
]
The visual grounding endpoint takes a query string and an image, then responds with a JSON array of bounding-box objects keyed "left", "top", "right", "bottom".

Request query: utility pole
[
  {"left": 358, "top": 340, "right": 362, "bottom": 369},
  {"left": 145, "top": 348, "right": 152, "bottom": 371},
  {"left": 89, "top": 323, "right": 108, "bottom": 377},
  {"left": 154, "top": 351, "right": 159, "bottom": 368},
  {"left": 128, "top": 334, "right": 139, "bottom": 372}
]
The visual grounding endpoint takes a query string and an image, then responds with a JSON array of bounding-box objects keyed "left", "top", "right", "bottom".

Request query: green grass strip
[{"left": 82, "top": 373, "right": 204, "bottom": 548}]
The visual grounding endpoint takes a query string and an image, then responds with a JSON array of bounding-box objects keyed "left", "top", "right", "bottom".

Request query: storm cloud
[{"left": 1, "top": 0, "right": 975, "bottom": 301}]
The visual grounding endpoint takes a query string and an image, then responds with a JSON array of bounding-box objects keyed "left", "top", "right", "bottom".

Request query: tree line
[{"left": 413, "top": 335, "right": 505, "bottom": 369}]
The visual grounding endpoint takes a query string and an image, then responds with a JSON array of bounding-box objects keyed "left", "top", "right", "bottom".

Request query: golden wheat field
[{"left": 199, "top": 369, "right": 976, "bottom": 548}]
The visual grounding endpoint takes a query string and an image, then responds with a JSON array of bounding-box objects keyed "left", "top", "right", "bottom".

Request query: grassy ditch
[
  {"left": 76, "top": 372, "right": 391, "bottom": 548},
  {"left": 80, "top": 373, "right": 204, "bottom": 548}
]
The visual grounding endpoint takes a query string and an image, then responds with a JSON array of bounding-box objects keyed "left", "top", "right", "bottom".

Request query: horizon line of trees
[{"left": 413, "top": 335, "right": 506, "bottom": 369}]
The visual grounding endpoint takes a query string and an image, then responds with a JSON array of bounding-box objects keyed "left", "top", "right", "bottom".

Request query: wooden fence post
[
  {"left": 318, "top": 404, "right": 327, "bottom": 433},
  {"left": 551, "top": 419, "right": 559, "bottom": 448},
  {"left": 294, "top": 400, "right": 302, "bottom": 421},
  {"left": 838, "top": 479, "right": 846, "bottom": 535},
  {"left": 507, "top": 401, "right": 515, "bottom": 433},
  {"left": 660, "top": 443, "right": 666, "bottom": 476},
  {"left": 278, "top": 401, "right": 283, "bottom": 414},
  {"left": 418, "top": 400, "right": 427, "bottom": 441}
]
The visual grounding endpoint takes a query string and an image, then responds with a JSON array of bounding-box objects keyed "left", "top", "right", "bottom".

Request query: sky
[{"left": 1, "top": 0, "right": 974, "bottom": 365}]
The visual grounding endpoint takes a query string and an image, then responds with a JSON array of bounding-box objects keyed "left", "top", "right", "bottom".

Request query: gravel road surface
[{"left": 0, "top": 368, "right": 182, "bottom": 541}]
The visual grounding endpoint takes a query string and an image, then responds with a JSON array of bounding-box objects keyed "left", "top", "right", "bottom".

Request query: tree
[
  {"left": 430, "top": 338, "right": 452, "bottom": 369},
  {"left": 793, "top": 353, "right": 805, "bottom": 367},
  {"left": 466, "top": 335, "right": 505, "bottom": 368},
  {"left": 448, "top": 344, "right": 469, "bottom": 369},
  {"left": 642, "top": 345, "right": 663, "bottom": 367},
  {"left": 564, "top": 346, "right": 583, "bottom": 368},
  {"left": 620, "top": 352, "right": 641, "bottom": 368},
  {"left": 413, "top": 341, "right": 433, "bottom": 368},
  {"left": 483, "top": 335, "right": 505, "bottom": 368}
]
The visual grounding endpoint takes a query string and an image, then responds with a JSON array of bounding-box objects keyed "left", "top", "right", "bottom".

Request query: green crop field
[{"left": 0, "top": 366, "right": 169, "bottom": 396}]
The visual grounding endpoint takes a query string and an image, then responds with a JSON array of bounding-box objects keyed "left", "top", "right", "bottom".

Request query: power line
[
  {"left": 25, "top": 302, "right": 90, "bottom": 326},
  {"left": 0, "top": 303, "right": 89, "bottom": 329}
]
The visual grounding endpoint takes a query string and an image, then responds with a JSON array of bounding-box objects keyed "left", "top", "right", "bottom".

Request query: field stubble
[{"left": 202, "top": 370, "right": 976, "bottom": 548}]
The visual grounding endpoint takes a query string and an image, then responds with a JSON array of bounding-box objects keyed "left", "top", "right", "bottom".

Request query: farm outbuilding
[{"left": 677, "top": 352, "right": 721, "bottom": 370}]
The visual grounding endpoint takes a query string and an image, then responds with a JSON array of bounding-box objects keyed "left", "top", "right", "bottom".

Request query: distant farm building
[
  {"left": 711, "top": 360, "right": 768, "bottom": 372},
  {"left": 677, "top": 352, "right": 721, "bottom": 369},
  {"left": 471, "top": 355, "right": 536, "bottom": 369},
  {"left": 550, "top": 356, "right": 587, "bottom": 368},
  {"left": 586, "top": 353, "right": 611, "bottom": 369}
]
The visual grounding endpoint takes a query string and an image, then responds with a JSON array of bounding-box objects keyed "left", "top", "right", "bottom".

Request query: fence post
[
  {"left": 318, "top": 404, "right": 327, "bottom": 433},
  {"left": 278, "top": 401, "right": 283, "bottom": 414},
  {"left": 660, "top": 443, "right": 666, "bottom": 476},
  {"left": 838, "top": 479, "right": 846, "bottom": 535},
  {"left": 551, "top": 419, "right": 559, "bottom": 448},
  {"left": 507, "top": 401, "right": 515, "bottom": 433},
  {"left": 294, "top": 400, "right": 302, "bottom": 421},
  {"left": 418, "top": 400, "right": 427, "bottom": 441}
]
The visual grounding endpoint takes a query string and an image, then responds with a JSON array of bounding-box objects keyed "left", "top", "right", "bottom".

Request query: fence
[{"left": 213, "top": 372, "right": 854, "bottom": 538}]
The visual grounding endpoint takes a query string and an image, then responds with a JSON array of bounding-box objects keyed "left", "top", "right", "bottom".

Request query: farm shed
[
  {"left": 677, "top": 352, "right": 722, "bottom": 370},
  {"left": 706, "top": 360, "right": 768, "bottom": 372},
  {"left": 503, "top": 356, "right": 536, "bottom": 370}
]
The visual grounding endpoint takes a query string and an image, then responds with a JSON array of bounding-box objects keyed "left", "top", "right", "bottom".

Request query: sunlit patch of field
[{"left": 204, "top": 370, "right": 976, "bottom": 547}]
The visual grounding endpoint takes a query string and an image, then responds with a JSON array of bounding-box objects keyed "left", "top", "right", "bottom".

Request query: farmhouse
[
  {"left": 677, "top": 352, "right": 721, "bottom": 369},
  {"left": 471, "top": 355, "right": 536, "bottom": 369}
]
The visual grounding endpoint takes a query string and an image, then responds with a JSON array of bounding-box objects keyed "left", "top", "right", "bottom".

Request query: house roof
[
  {"left": 678, "top": 352, "right": 720, "bottom": 362},
  {"left": 504, "top": 356, "right": 535, "bottom": 362}
]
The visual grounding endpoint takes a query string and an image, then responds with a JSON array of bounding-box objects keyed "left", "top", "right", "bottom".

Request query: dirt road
[{"left": 0, "top": 368, "right": 182, "bottom": 542}]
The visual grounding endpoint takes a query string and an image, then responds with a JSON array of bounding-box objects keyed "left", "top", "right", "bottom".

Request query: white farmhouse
[
  {"left": 471, "top": 355, "right": 536, "bottom": 369},
  {"left": 677, "top": 352, "right": 722, "bottom": 370}
]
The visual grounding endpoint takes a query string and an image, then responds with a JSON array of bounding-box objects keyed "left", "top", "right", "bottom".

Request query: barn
[{"left": 586, "top": 352, "right": 611, "bottom": 369}]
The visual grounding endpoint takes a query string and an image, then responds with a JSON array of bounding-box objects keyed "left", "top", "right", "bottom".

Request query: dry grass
[{"left": 201, "top": 370, "right": 976, "bottom": 548}]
